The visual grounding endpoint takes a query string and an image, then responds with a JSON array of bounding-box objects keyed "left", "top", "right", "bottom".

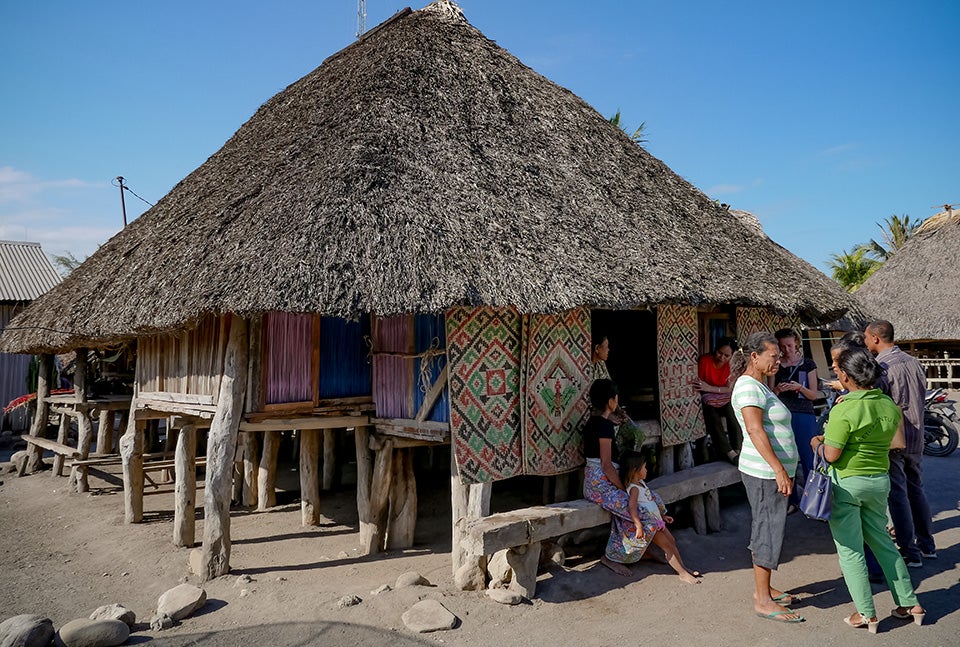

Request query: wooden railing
[{"left": 918, "top": 358, "right": 960, "bottom": 390}]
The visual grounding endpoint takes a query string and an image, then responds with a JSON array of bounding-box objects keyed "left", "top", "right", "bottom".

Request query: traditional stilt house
[
  {"left": 856, "top": 207, "right": 960, "bottom": 388},
  {"left": 0, "top": 2, "right": 858, "bottom": 581}
]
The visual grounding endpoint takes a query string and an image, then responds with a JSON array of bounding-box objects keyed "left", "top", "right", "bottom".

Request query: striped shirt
[{"left": 732, "top": 375, "right": 799, "bottom": 480}]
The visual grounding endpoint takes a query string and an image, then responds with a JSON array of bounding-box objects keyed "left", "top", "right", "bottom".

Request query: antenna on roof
[
  {"left": 931, "top": 203, "right": 959, "bottom": 214},
  {"left": 116, "top": 176, "right": 128, "bottom": 227},
  {"left": 357, "top": 0, "right": 366, "bottom": 39}
]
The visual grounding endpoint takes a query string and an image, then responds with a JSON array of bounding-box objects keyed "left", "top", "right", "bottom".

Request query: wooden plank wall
[{"left": 136, "top": 314, "right": 229, "bottom": 397}]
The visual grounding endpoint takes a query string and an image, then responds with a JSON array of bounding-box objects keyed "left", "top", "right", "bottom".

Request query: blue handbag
[{"left": 799, "top": 443, "right": 832, "bottom": 521}]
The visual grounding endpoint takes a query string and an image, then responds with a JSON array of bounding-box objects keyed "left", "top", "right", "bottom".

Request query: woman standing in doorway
[{"left": 772, "top": 328, "right": 819, "bottom": 499}]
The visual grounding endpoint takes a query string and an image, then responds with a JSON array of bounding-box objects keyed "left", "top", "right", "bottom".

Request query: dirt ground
[{"left": 1, "top": 436, "right": 958, "bottom": 647}]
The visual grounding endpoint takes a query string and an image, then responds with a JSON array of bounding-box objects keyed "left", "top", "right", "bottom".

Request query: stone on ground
[
  {"left": 56, "top": 618, "right": 129, "bottom": 647},
  {"left": 395, "top": 571, "right": 429, "bottom": 588},
  {"left": 88, "top": 604, "right": 136, "bottom": 627},
  {"left": 157, "top": 583, "right": 207, "bottom": 621},
  {"left": 486, "top": 549, "right": 512, "bottom": 586},
  {"left": 336, "top": 595, "right": 362, "bottom": 608},
  {"left": 454, "top": 561, "right": 485, "bottom": 591},
  {"left": 485, "top": 588, "right": 524, "bottom": 605},
  {"left": 0, "top": 614, "right": 55, "bottom": 647},
  {"left": 400, "top": 599, "right": 458, "bottom": 633},
  {"left": 149, "top": 614, "right": 174, "bottom": 631}
]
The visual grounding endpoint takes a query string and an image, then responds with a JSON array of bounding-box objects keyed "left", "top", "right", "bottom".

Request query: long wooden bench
[
  {"left": 461, "top": 461, "right": 742, "bottom": 598},
  {"left": 18, "top": 436, "right": 81, "bottom": 476}
]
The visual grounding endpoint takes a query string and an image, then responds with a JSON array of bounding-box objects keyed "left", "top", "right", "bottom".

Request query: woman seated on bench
[{"left": 582, "top": 378, "right": 697, "bottom": 578}]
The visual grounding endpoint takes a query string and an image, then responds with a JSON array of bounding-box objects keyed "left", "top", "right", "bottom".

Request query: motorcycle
[
  {"left": 815, "top": 384, "right": 958, "bottom": 457},
  {"left": 923, "top": 388, "right": 959, "bottom": 457}
]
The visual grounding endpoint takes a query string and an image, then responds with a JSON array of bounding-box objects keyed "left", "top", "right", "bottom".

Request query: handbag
[{"left": 799, "top": 443, "right": 832, "bottom": 521}]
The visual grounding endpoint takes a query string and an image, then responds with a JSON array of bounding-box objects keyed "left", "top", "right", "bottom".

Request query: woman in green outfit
[{"left": 811, "top": 345, "right": 925, "bottom": 633}]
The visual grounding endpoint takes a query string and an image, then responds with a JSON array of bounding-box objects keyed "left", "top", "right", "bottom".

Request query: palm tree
[
  {"left": 608, "top": 110, "right": 647, "bottom": 145},
  {"left": 860, "top": 214, "right": 920, "bottom": 261},
  {"left": 827, "top": 247, "right": 880, "bottom": 292}
]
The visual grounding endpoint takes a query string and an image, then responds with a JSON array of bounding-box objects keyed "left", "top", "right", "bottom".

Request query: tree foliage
[
  {"left": 827, "top": 247, "right": 880, "bottom": 292},
  {"left": 608, "top": 110, "right": 647, "bottom": 145},
  {"left": 859, "top": 214, "right": 920, "bottom": 262},
  {"left": 51, "top": 251, "right": 84, "bottom": 277}
]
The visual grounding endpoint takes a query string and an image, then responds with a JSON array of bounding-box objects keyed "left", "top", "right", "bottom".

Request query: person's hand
[
  {"left": 663, "top": 515, "right": 674, "bottom": 524},
  {"left": 810, "top": 435, "right": 824, "bottom": 450},
  {"left": 634, "top": 526, "right": 644, "bottom": 539},
  {"left": 691, "top": 378, "right": 706, "bottom": 392},
  {"left": 825, "top": 380, "right": 842, "bottom": 392},
  {"left": 774, "top": 468, "right": 793, "bottom": 497}
]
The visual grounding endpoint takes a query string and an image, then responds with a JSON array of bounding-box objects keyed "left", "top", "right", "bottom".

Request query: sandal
[
  {"left": 891, "top": 606, "right": 924, "bottom": 626},
  {"left": 756, "top": 610, "right": 804, "bottom": 623},
  {"left": 843, "top": 612, "right": 879, "bottom": 634}
]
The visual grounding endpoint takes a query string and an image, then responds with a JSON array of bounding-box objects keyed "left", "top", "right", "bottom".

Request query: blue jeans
[
  {"left": 789, "top": 412, "right": 818, "bottom": 506},
  {"left": 888, "top": 449, "right": 936, "bottom": 560}
]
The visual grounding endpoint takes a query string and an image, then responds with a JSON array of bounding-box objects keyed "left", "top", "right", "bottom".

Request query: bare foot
[
  {"left": 600, "top": 556, "right": 631, "bottom": 576},
  {"left": 679, "top": 570, "right": 702, "bottom": 584},
  {"left": 755, "top": 599, "right": 802, "bottom": 622}
]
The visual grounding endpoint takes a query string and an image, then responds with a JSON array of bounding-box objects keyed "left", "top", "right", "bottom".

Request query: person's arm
[
  {"left": 814, "top": 405, "right": 849, "bottom": 463},
  {"left": 628, "top": 488, "right": 644, "bottom": 537},
  {"left": 741, "top": 405, "right": 792, "bottom": 496},
  {"left": 599, "top": 438, "right": 623, "bottom": 490}
]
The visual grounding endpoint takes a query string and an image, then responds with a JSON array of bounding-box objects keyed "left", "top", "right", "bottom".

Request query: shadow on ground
[{"left": 144, "top": 621, "right": 437, "bottom": 646}]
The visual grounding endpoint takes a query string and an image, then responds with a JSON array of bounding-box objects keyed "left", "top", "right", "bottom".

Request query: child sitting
[{"left": 619, "top": 451, "right": 702, "bottom": 584}]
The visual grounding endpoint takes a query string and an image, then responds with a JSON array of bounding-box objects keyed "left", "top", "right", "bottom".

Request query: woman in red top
[{"left": 693, "top": 336, "right": 742, "bottom": 462}]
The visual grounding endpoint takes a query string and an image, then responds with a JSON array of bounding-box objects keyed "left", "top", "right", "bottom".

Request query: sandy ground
[{"left": 1, "top": 438, "right": 958, "bottom": 647}]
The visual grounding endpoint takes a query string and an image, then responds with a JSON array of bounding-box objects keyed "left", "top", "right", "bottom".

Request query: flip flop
[
  {"left": 772, "top": 592, "right": 798, "bottom": 605},
  {"left": 756, "top": 610, "right": 804, "bottom": 623}
]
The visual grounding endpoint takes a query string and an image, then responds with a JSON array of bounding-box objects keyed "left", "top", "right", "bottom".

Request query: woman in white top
[{"left": 730, "top": 332, "right": 802, "bottom": 624}]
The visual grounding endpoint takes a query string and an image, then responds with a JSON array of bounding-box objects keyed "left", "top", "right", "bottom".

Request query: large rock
[
  {"left": 0, "top": 614, "right": 55, "bottom": 647},
  {"left": 486, "top": 549, "right": 512, "bottom": 587},
  {"left": 454, "top": 562, "right": 485, "bottom": 591},
  {"left": 400, "top": 600, "right": 457, "bottom": 633},
  {"left": 485, "top": 588, "right": 524, "bottom": 605},
  {"left": 56, "top": 618, "right": 129, "bottom": 647},
  {"left": 88, "top": 604, "right": 135, "bottom": 628},
  {"left": 157, "top": 583, "right": 206, "bottom": 621}
]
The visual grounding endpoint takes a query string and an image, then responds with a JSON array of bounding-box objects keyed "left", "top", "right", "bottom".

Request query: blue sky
[{"left": 2, "top": 1, "right": 957, "bottom": 274}]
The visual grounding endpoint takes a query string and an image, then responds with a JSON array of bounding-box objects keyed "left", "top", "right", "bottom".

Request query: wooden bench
[
  {"left": 19, "top": 436, "right": 81, "bottom": 476},
  {"left": 461, "top": 461, "right": 742, "bottom": 597}
]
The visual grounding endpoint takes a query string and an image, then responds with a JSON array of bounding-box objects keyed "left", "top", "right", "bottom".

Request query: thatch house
[
  {"left": 856, "top": 207, "right": 960, "bottom": 388},
  {"left": 0, "top": 1, "right": 858, "bottom": 579},
  {"left": 0, "top": 240, "right": 61, "bottom": 430}
]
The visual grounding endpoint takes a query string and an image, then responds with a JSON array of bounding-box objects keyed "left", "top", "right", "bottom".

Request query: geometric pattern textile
[
  {"left": 446, "top": 306, "right": 523, "bottom": 484},
  {"left": 521, "top": 308, "right": 591, "bottom": 476},
  {"left": 656, "top": 304, "right": 705, "bottom": 447},
  {"left": 735, "top": 307, "right": 801, "bottom": 341}
]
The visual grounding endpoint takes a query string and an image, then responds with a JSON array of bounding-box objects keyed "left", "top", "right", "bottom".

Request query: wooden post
[
  {"left": 659, "top": 444, "right": 675, "bottom": 477},
  {"left": 201, "top": 315, "right": 248, "bottom": 581},
  {"left": 52, "top": 414, "right": 70, "bottom": 477},
  {"left": 321, "top": 428, "right": 337, "bottom": 491},
  {"left": 240, "top": 432, "right": 259, "bottom": 507},
  {"left": 451, "top": 449, "right": 491, "bottom": 576},
  {"left": 120, "top": 415, "right": 145, "bottom": 523},
  {"left": 25, "top": 354, "right": 52, "bottom": 473},
  {"left": 257, "top": 430, "right": 280, "bottom": 510},
  {"left": 506, "top": 542, "right": 542, "bottom": 598},
  {"left": 173, "top": 424, "right": 197, "bottom": 547},
  {"left": 362, "top": 439, "right": 395, "bottom": 553},
  {"left": 96, "top": 410, "right": 113, "bottom": 455},
  {"left": 387, "top": 447, "right": 417, "bottom": 549},
  {"left": 705, "top": 487, "right": 722, "bottom": 532},
  {"left": 162, "top": 421, "right": 178, "bottom": 483},
  {"left": 677, "top": 443, "right": 707, "bottom": 534},
  {"left": 300, "top": 428, "right": 321, "bottom": 526},
  {"left": 355, "top": 425, "right": 375, "bottom": 551}
]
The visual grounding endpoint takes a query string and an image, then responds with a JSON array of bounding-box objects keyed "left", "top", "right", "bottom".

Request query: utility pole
[
  {"left": 116, "top": 176, "right": 128, "bottom": 227},
  {"left": 357, "top": 0, "right": 366, "bottom": 39}
]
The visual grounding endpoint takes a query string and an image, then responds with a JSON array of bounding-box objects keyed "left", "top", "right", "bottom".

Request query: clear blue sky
[{"left": 2, "top": 1, "right": 957, "bottom": 274}]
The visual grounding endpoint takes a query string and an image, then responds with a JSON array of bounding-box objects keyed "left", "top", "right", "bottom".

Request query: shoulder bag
[{"left": 799, "top": 443, "right": 832, "bottom": 521}]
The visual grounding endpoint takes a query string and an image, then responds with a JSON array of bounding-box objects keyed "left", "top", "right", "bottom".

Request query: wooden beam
[
  {"left": 257, "top": 430, "right": 280, "bottom": 510},
  {"left": 201, "top": 314, "right": 248, "bottom": 581},
  {"left": 300, "top": 429, "right": 321, "bottom": 526},
  {"left": 173, "top": 424, "right": 197, "bottom": 547},
  {"left": 25, "top": 354, "right": 52, "bottom": 473},
  {"left": 414, "top": 366, "right": 448, "bottom": 422},
  {"left": 120, "top": 416, "right": 146, "bottom": 523},
  {"left": 239, "top": 415, "right": 369, "bottom": 432},
  {"left": 355, "top": 425, "right": 375, "bottom": 551},
  {"left": 137, "top": 391, "right": 215, "bottom": 406},
  {"left": 52, "top": 414, "right": 71, "bottom": 477}
]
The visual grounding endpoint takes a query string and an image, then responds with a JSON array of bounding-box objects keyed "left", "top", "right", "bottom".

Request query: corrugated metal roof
[{"left": 0, "top": 240, "right": 62, "bottom": 301}]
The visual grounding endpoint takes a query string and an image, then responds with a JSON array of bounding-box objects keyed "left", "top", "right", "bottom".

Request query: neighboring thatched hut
[
  {"left": 0, "top": 240, "right": 61, "bottom": 431},
  {"left": 856, "top": 207, "right": 960, "bottom": 388},
  {"left": 0, "top": 2, "right": 858, "bottom": 579}
]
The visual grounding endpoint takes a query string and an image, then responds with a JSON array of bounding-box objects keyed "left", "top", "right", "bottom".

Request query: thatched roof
[
  {"left": 855, "top": 208, "right": 960, "bottom": 342},
  {"left": 0, "top": 2, "right": 856, "bottom": 354}
]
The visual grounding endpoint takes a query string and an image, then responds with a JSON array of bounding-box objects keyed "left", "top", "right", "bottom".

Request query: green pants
[{"left": 828, "top": 472, "right": 919, "bottom": 618}]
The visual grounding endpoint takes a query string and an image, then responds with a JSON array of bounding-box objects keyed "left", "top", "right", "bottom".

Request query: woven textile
[
  {"left": 521, "top": 309, "right": 591, "bottom": 476},
  {"left": 447, "top": 307, "right": 523, "bottom": 483},
  {"left": 656, "top": 304, "right": 705, "bottom": 446},
  {"left": 735, "top": 308, "right": 801, "bottom": 340}
]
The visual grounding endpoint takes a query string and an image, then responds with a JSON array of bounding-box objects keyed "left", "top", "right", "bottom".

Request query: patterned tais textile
[
  {"left": 447, "top": 306, "right": 590, "bottom": 484},
  {"left": 656, "top": 304, "right": 705, "bottom": 446},
  {"left": 735, "top": 307, "right": 800, "bottom": 340}
]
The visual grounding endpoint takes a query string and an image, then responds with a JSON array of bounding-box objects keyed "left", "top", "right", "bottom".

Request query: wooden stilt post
[
  {"left": 257, "top": 431, "right": 280, "bottom": 510},
  {"left": 120, "top": 415, "right": 145, "bottom": 523},
  {"left": 300, "top": 428, "right": 320, "bottom": 526},
  {"left": 677, "top": 442, "right": 706, "bottom": 534},
  {"left": 321, "top": 428, "right": 337, "bottom": 491},
  {"left": 387, "top": 447, "right": 417, "bottom": 549},
  {"left": 173, "top": 424, "right": 197, "bottom": 547},
  {"left": 240, "top": 432, "right": 259, "bottom": 507},
  {"left": 355, "top": 425, "right": 375, "bottom": 551},
  {"left": 115, "top": 411, "right": 128, "bottom": 455},
  {"left": 705, "top": 487, "right": 722, "bottom": 532},
  {"left": 201, "top": 315, "right": 248, "bottom": 581},
  {"left": 52, "top": 414, "right": 70, "bottom": 477},
  {"left": 451, "top": 449, "right": 491, "bottom": 576},
  {"left": 659, "top": 444, "right": 676, "bottom": 477},
  {"left": 25, "top": 354, "right": 52, "bottom": 473},
  {"left": 96, "top": 410, "right": 113, "bottom": 455},
  {"left": 360, "top": 438, "right": 394, "bottom": 554}
]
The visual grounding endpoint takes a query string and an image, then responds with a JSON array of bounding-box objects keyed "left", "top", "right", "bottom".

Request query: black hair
[
  {"left": 866, "top": 320, "right": 895, "bottom": 343},
  {"left": 591, "top": 331, "right": 609, "bottom": 350},
  {"left": 618, "top": 450, "right": 646, "bottom": 486},
  {"left": 830, "top": 330, "right": 866, "bottom": 357},
  {"left": 835, "top": 346, "right": 883, "bottom": 388},
  {"left": 589, "top": 378, "right": 618, "bottom": 411},
  {"left": 729, "top": 331, "right": 778, "bottom": 381},
  {"left": 714, "top": 336, "right": 739, "bottom": 353}
]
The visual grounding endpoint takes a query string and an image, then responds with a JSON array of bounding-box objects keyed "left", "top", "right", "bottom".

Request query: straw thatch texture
[
  {"left": 855, "top": 210, "right": 960, "bottom": 341},
  {"left": 1, "top": 2, "right": 855, "bottom": 354}
]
